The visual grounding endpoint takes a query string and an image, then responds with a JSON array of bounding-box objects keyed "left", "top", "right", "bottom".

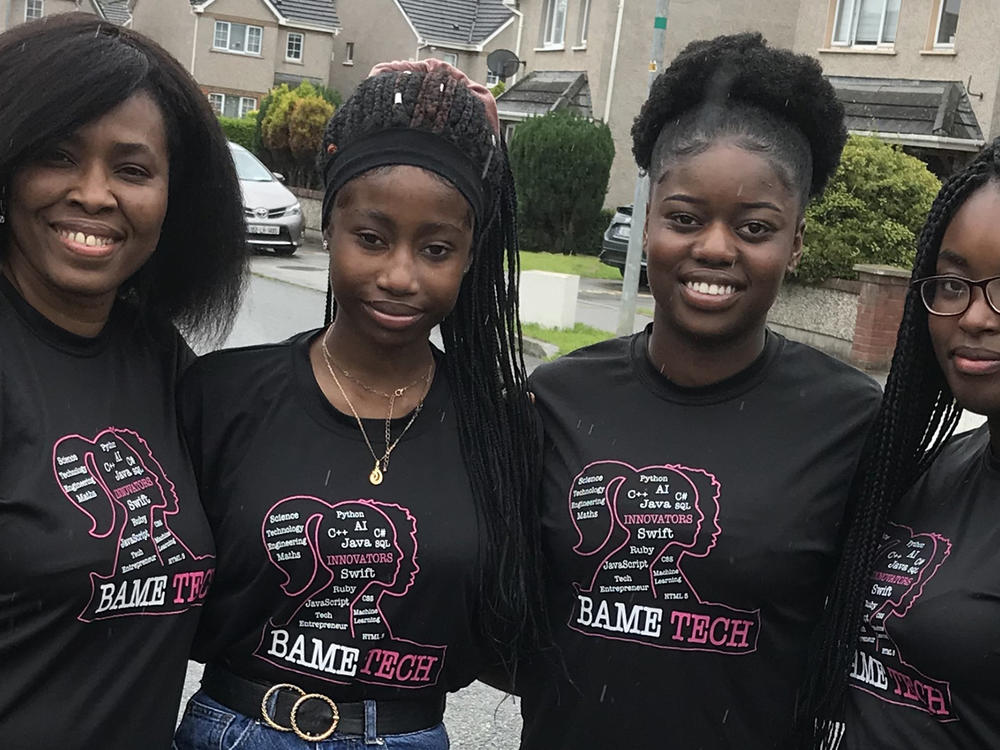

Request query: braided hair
[
  {"left": 632, "top": 32, "right": 846, "bottom": 210},
  {"left": 797, "top": 139, "right": 1000, "bottom": 747},
  {"left": 318, "top": 69, "right": 543, "bottom": 666}
]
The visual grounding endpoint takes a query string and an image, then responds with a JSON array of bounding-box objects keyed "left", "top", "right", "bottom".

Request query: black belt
[{"left": 201, "top": 664, "right": 445, "bottom": 741}]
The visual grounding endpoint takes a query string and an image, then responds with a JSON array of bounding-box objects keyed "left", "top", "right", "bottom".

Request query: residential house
[
  {"left": 794, "top": 0, "right": 996, "bottom": 174},
  {"left": 0, "top": 0, "right": 107, "bottom": 30},
  {"left": 132, "top": 0, "right": 340, "bottom": 119},
  {"left": 501, "top": 0, "right": 803, "bottom": 206},
  {"left": 329, "top": 0, "right": 518, "bottom": 95}
]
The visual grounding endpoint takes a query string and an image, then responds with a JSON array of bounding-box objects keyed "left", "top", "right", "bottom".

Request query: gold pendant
[{"left": 369, "top": 462, "right": 383, "bottom": 485}]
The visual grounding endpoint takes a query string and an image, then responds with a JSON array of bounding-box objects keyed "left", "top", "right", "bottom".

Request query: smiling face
[
  {"left": 325, "top": 165, "right": 474, "bottom": 357},
  {"left": 2, "top": 92, "right": 169, "bottom": 334},
  {"left": 928, "top": 181, "right": 1000, "bottom": 418},
  {"left": 644, "top": 141, "right": 803, "bottom": 358}
]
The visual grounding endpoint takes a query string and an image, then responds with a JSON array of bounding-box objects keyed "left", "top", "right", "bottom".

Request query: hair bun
[{"left": 631, "top": 32, "right": 846, "bottom": 198}]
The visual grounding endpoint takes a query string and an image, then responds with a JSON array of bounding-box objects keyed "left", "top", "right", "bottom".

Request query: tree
[
  {"left": 795, "top": 135, "right": 941, "bottom": 283},
  {"left": 508, "top": 111, "right": 614, "bottom": 254},
  {"left": 259, "top": 82, "right": 336, "bottom": 188}
]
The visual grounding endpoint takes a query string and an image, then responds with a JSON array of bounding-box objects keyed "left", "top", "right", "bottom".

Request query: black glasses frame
[{"left": 912, "top": 274, "right": 1000, "bottom": 317}]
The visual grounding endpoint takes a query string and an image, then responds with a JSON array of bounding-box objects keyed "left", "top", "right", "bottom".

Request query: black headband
[{"left": 322, "top": 128, "right": 488, "bottom": 229}]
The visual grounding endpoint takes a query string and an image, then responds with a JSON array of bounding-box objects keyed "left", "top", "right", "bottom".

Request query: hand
[{"left": 368, "top": 58, "right": 500, "bottom": 135}]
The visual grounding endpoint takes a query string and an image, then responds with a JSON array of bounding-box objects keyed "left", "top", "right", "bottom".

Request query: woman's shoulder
[
  {"left": 183, "top": 330, "right": 314, "bottom": 397},
  {"left": 777, "top": 336, "right": 882, "bottom": 399}
]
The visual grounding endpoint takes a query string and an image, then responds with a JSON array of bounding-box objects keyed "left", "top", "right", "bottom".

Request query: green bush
[
  {"left": 218, "top": 115, "right": 255, "bottom": 150},
  {"left": 508, "top": 110, "right": 614, "bottom": 254},
  {"left": 795, "top": 135, "right": 941, "bottom": 284},
  {"left": 259, "top": 82, "right": 336, "bottom": 188}
]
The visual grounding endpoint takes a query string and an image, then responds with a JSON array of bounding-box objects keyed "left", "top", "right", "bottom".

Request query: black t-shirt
[
  {"left": 839, "top": 425, "right": 1000, "bottom": 749},
  {"left": 520, "top": 326, "right": 881, "bottom": 750},
  {"left": 0, "top": 276, "right": 214, "bottom": 750},
  {"left": 181, "top": 331, "right": 490, "bottom": 702}
]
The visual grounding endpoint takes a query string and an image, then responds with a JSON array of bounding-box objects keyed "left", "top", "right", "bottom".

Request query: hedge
[{"left": 796, "top": 135, "right": 941, "bottom": 283}]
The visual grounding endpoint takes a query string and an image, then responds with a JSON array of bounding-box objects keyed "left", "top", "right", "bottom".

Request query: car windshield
[{"left": 230, "top": 146, "right": 274, "bottom": 182}]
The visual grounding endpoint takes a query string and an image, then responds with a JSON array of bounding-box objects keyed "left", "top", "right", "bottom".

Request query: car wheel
[{"left": 272, "top": 245, "right": 297, "bottom": 257}]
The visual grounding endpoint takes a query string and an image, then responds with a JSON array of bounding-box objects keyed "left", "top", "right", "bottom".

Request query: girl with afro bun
[
  {"left": 800, "top": 139, "right": 1000, "bottom": 749},
  {"left": 519, "top": 32, "right": 880, "bottom": 749},
  {"left": 172, "top": 61, "right": 543, "bottom": 749}
]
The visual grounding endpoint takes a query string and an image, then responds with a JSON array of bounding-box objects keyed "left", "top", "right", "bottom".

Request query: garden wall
[{"left": 767, "top": 279, "right": 860, "bottom": 362}]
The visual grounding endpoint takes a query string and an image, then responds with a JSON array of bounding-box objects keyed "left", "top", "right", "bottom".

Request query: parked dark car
[{"left": 599, "top": 205, "right": 646, "bottom": 285}]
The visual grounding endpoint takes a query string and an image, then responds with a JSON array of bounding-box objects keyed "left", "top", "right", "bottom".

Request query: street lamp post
[{"left": 616, "top": 0, "right": 670, "bottom": 336}]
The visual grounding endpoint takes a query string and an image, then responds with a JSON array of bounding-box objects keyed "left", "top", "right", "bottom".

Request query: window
[
  {"left": 286, "top": 32, "right": 304, "bottom": 61},
  {"left": 541, "top": 0, "right": 568, "bottom": 48},
  {"left": 441, "top": 52, "right": 458, "bottom": 67},
  {"left": 239, "top": 96, "right": 257, "bottom": 118},
  {"left": 213, "top": 20, "right": 263, "bottom": 55},
  {"left": 344, "top": 41, "right": 355, "bottom": 64},
  {"left": 25, "top": 0, "right": 43, "bottom": 20},
  {"left": 832, "top": 0, "right": 900, "bottom": 46},
  {"left": 208, "top": 93, "right": 257, "bottom": 119},
  {"left": 486, "top": 70, "right": 499, "bottom": 86},
  {"left": 577, "top": 0, "right": 591, "bottom": 45},
  {"left": 208, "top": 93, "right": 225, "bottom": 114},
  {"left": 934, "top": 0, "right": 961, "bottom": 47}
]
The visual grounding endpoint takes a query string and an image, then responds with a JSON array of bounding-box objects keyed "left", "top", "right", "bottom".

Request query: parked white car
[{"left": 229, "top": 142, "right": 305, "bottom": 256}]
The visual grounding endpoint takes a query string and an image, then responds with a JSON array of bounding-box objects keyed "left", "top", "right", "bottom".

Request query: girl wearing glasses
[{"left": 799, "top": 137, "right": 1000, "bottom": 748}]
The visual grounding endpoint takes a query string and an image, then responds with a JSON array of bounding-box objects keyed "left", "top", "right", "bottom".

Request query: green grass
[
  {"left": 522, "top": 322, "right": 614, "bottom": 359},
  {"left": 519, "top": 250, "right": 621, "bottom": 281}
]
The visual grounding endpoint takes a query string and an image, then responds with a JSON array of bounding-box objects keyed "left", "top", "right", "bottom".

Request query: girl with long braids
[
  {"left": 173, "top": 62, "right": 541, "bottom": 749},
  {"left": 800, "top": 139, "right": 1000, "bottom": 748},
  {"left": 518, "top": 33, "right": 881, "bottom": 749}
]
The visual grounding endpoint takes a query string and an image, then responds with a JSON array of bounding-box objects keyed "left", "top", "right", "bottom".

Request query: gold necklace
[{"left": 320, "top": 328, "right": 433, "bottom": 485}]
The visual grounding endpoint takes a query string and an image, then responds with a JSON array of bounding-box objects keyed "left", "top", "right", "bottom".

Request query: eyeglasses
[{"left": 912, "top": 275, "right": 1000, "bottom": 316}]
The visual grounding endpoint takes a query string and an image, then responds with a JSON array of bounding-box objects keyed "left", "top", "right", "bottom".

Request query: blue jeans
[{"left": 173, "top": 691, "right": 450, "bottom": 750}]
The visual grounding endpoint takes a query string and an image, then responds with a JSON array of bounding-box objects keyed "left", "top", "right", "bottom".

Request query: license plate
[{"left": 248, "top": 224, "right": 280, "bottom": 235}]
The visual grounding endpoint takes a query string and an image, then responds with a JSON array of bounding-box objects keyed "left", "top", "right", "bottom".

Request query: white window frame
[
  {"left": 344, "top": 41, "right": 355, "bottom": 65},
  {"left": 486, "top": 70, "right": 499, "bottom": 86},
  {"left": 25, "top": 0, "right": 43, "bottom": 20},
  {"left": 541, "top": 0, "right": 568, "bottom": 48},
  {"left": 831, "top": 0, "right": 899, "bottom": 47},
  {"left": 208, "top": 93, "right": 225, "bottom": 115},
  {"left": 239, "top": 96, "right": 257, "bottom": 118},
  {"left": 933, "top": 0, "right": 961, "bottom": 48},
  {"left": 441, "top": 52, "right": 458, "bottom": 67},
  {"left": 286, "top": 32, "right": 304, "bottom": 62},
  {"left": 577, "top": 0, "right": 591, "bottom": 45},
  {"left": 209, "top": 93, "right": 257, "bottom": 119},
  {"left": 212, "top": 20, "right": 264, "bottom": 55}
]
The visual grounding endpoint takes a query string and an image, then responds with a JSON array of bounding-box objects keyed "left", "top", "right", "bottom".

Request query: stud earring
[{"left": 322, "top": 239, "right": 329, "bottom": 251}]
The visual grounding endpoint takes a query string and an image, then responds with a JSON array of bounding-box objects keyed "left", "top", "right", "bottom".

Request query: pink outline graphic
[
  {"left": 52, "top": 427, "right": 214, "bottom": 622},
  {"left": 254, "top": 495, "right": 446, "bottom": 688},
  {"left": 566, "top": 460, "right": 760, "bottom": 654},
  {"left": 849, "top": 522, "right": 955, "bottom": 721}
]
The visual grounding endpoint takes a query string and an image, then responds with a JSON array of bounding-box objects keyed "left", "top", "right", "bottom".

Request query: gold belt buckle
[
  {"left": 291, "top": 693, "right": 340, "bottom": 741},
  {"left": 260, "top": 682, "right": 340, "bottom": 741}
]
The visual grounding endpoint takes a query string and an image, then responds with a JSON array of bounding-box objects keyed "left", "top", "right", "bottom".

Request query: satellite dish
[{"left": 487, "top": 48, "right": 521, "bottom": 81}]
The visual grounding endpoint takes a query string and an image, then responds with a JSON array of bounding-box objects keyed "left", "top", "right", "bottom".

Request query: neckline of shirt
[
  {"left": 0, "top": 272, "right": 118, "bottom": 357},
  {"left": 290, "top": 328, "right": 449, "bottom": 442},
  {"left": 630, "top": 323, "right": 783, "bottom": 405}
]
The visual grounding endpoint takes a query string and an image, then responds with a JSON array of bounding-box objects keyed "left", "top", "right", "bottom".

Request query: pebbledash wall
[{"left": 767, "top": 279, "right": 860, "bottom": 363}]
